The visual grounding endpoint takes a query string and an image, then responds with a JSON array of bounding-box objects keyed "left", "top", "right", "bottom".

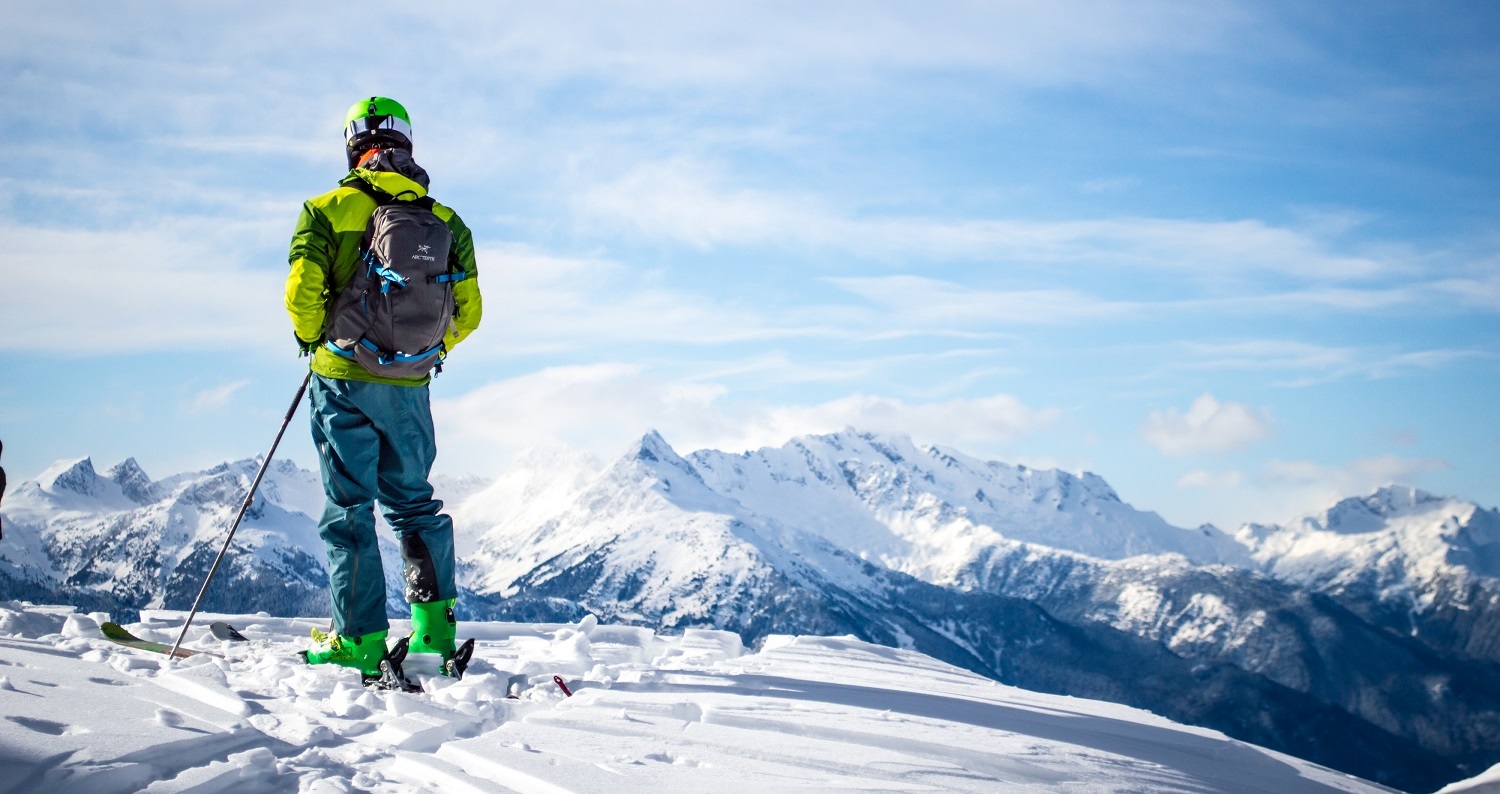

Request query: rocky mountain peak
[
  {"left": 106, "top": 458, "right": 154, "bottom": 504},
  {"left": 622, "top": 430, "right": 706, "bottom": 492},
  {"left": 38, "top": 457, "right": 102, "bottom": 497},
  {"left": 631, "top": 429, "right": 676, "bottom": 462}
]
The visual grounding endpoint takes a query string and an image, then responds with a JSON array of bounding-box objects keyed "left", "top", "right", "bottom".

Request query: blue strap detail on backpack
[
  {"left": 359, "top": 339, "right": 442, "bottom": 367},
  {"left": 432, "top": 271, "right": 470, "bottom": 284},
  {"left": 372, "top": 266, "right": 409, "bottom": 293},
  {"left": 324, "top": 341, "right": 356, "bottom": 359}
]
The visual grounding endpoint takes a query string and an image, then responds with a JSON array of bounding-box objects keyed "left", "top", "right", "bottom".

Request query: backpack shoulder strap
[
  {"left": 342, "top": 177, "right": 388, "bottom": 204},
  {"left": 344, "top": 177, "right": 437, "bottom": 209}
]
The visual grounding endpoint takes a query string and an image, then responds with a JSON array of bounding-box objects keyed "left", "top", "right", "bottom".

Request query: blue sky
[{"left": 2, "top": 1, "right": 1496, "bottom": 528}]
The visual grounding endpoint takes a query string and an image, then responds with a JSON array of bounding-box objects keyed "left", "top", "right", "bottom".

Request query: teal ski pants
[{"left": 308, "top": 374, "right": 456, "bottom": 638}]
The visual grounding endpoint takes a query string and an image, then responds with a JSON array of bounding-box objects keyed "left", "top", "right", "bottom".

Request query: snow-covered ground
[{"left": 0, "top": 602, "right": 1396, "bottom": 793}]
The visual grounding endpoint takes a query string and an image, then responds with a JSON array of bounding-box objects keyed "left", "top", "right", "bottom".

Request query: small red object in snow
[{"left": 553, "top": 675, "right": 573, "bottom": 697}]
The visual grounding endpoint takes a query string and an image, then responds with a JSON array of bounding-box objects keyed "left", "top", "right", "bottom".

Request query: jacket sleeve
[
  {"left": 285, "top": 200, "right": 333, "bottom": 344},
  {"left": 443, "top": 211, "right": 482, "bottom": 352}
]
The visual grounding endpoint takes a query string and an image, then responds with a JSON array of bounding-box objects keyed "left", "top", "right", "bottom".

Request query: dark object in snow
[{"left": 210, "top": 622, "right": 250, "bottom": 643}]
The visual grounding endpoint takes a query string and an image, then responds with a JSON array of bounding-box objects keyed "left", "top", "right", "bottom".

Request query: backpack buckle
[{"left": 373, "top": 266, "right": 409, "bottom": 292}]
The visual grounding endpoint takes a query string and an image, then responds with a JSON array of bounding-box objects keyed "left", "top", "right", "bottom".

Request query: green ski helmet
[{"left": 344, "top": 96, "right": 412, "bottom": 167}]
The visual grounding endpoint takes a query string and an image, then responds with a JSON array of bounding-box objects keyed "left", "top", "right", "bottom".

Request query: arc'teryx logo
[{"left": 412, "top": 243, "right": 437, "bottom": 262}]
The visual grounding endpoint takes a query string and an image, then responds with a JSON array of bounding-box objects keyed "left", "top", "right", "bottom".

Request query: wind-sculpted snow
[{"left": 0, "top": 601, "right": 1404, "bottom": 793}]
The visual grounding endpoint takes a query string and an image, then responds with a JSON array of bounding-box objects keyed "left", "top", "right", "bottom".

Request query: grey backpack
[{"left": 324, "top": 183, "right": 469, "bottom": 378}]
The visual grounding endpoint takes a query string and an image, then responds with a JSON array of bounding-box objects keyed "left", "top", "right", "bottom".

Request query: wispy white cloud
[
  {"left": 821, "top": 273, "right": 1500, "bottom": 340},
  {"left": 456, "top": 245, "right": 845, "bottom": 360},
  {"left": 1432, "top": 271, "right": 1500, "bottom": 312},
  {"left": 576, "top": 160, "right": 1391, "bottom": 279},
  {"left": 152, "top": 135, "right": 328, "bottom": 163},
  {"left": 1079, "top": 177, "right": 1140, "bottom": 195},
  {"left": 1231, "top": 455, "right": 1454, "bottom": 524},
  {"left": 574, "top": 161, "right": 824, "bottom": 250},
  {"left": 1258, "top": 455, "right": 1451, "bottom": 493},
  {"left": 1271, "top": 349, "right": 1494, "bottom": 389},
  {"left": 1134, "top": 340, "right": 1493, "bottom": 388},
  {"left": 431, "top": 363, "right": 1058, "bottom": 474},
  {"left": 186, "top": 380, "right": 250, "bottom": 415},
  {"left": 1165, "top": 454, "right": 1453, "bottom": 526},
  {"left": 0, "top": 222, "right": 285, "bottom": 354},
  {"left": 433, "top": 364, "right": 726, "bottom": 468},
  {"left": 1142, "top": 394, "right": 1272, "bottom": 457},
  {"left": 418, "top": 1, "right": 1242, "bottom": 92},
  {"left": 1177, "top": 469, "right": 1247, "bottom": 489},
  {"left": 4, "top": 2, "right": 1243, "bottom": 191},
  {"left": 829, "top": 276, "right": 1131, "bottom": 327},
  {"left": 1159, "top": 340, "right": 1354, "bottom": 374},
  {"left": 738, "top": 393, "right": 1062, "bottom": 456}
]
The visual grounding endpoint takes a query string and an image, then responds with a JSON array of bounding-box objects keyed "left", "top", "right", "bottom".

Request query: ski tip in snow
[{"left": 100, "top": 622, "right": 222, "bottom": 659}]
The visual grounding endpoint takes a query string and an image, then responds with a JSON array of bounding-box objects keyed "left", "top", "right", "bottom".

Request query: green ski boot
[
  {"left": 300, "top": 628, "right": 388, "bottom": 676},
  {"left": 301, "top": 628, "right": 418, "bottom": 690},
  {"left": 408, "top": 599, "right": 474, "bottom": 677},
  {"left": 408, "top": 599, "right": 457, "bottom": 657}
]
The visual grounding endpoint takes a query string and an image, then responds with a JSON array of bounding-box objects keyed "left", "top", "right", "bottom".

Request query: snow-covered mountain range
[
  {"left": 4, "top": 429, "right": 1499, "bottom": 792},
  {"left": 1, "top": 456, "right": 333, "bottom": 620}
]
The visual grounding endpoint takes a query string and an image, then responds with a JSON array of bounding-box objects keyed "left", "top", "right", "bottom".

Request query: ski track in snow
[{"left": 0, "top": 603, "right": 1398, "bottom": 794}]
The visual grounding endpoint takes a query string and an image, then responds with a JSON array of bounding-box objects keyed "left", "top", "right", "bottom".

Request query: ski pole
[{"left": 169, "top": 371, "right": 313, "bottom": 659}]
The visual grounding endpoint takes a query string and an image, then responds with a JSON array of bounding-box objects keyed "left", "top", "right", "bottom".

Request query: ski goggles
[{"left": 345, "top": 114, "right": 412, "bottom": 144}]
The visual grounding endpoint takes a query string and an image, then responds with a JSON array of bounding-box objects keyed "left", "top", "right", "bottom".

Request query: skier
[
  {"left": 1, "top": 438, "right": 6, "bottom": 539},
  {"left": 285, "top": 97, "right": 481, "bottom": 682}
]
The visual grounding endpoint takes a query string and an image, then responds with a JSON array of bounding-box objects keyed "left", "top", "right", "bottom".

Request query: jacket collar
[{"left": 342, "top": 148, "right": 430, "bottom": 201}]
